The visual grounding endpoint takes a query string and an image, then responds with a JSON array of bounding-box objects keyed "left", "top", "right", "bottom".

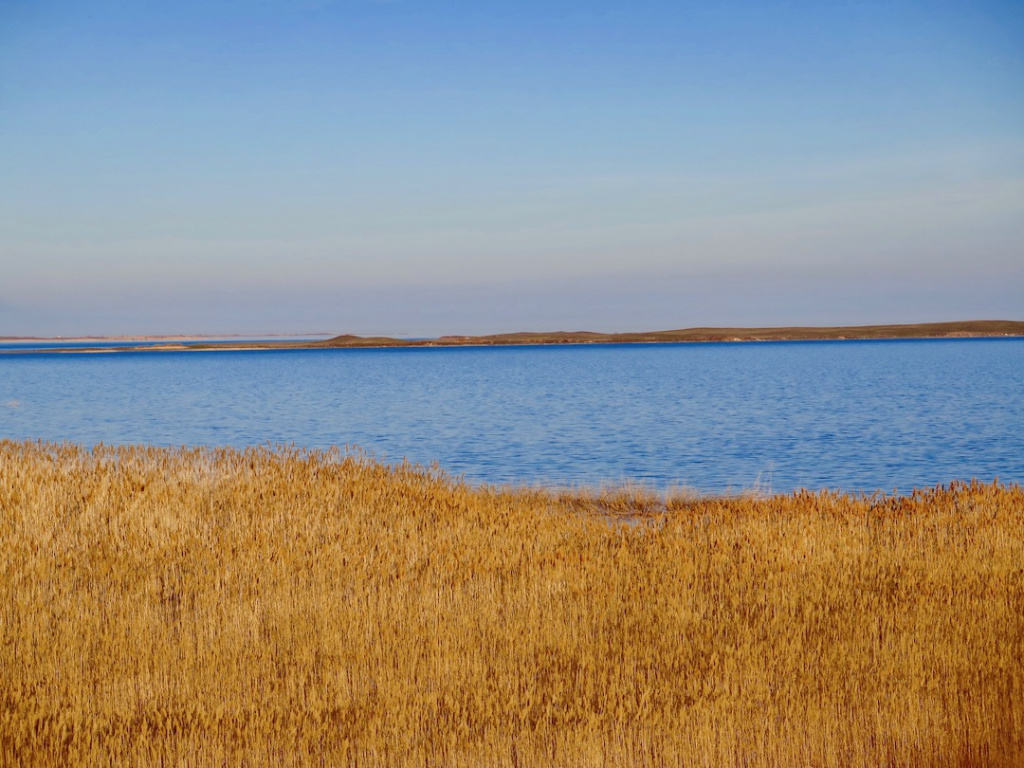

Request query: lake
[{"left": 1, "top": 338, "right": 1021, "bottom": 494}]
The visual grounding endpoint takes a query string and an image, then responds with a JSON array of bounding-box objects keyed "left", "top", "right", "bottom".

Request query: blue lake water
[{"left": 1, "top": 339, "right": 1021, "bottom": 494}]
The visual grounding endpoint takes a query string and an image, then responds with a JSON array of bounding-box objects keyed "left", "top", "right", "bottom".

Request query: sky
[{"left": 1, "top": 0, "right": 1022, "bottom": 337}]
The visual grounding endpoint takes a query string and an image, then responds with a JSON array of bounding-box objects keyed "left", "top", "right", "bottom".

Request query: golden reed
[{"left": 1, "top": 441, "right": 1021, "bottom": 766}]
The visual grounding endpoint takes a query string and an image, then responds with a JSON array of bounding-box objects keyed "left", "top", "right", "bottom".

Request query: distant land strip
[{"left": 2, "top": 320, "right": 1023, "bottom": 354}]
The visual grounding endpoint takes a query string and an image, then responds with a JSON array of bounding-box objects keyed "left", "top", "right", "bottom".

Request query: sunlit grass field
[{"left": 2, "top": 441, "right": 1022, "bottom": 766}]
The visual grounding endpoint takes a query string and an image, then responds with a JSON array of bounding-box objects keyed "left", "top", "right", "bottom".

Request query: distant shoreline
[
  {"left": 2, "top": 321, "right": 1023, "bottom": 354},
  {"left": 0, "top": 333, "right": 331, "bottom": 343}
]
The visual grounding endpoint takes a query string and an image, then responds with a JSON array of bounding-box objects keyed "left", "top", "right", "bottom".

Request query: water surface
[{"left": 1, "top": 339, "right": 1021, "bottom": 494}]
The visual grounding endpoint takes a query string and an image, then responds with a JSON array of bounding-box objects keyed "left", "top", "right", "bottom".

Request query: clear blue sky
[{"left": 2, "top": 0, "right": 1022, "bottom": 336}]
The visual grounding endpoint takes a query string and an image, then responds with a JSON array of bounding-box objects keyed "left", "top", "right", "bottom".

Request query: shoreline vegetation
[
  {"left": 2, "top": 319, "right": 1023, "bottom": 354},
  {"left": 2, "top": 441, "right": 1022, "bottom": 766}
]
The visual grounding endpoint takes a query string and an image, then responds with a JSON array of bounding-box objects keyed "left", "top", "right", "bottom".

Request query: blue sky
[{"left": 2, "top": 0, "right": 1022, "bottom": 336}]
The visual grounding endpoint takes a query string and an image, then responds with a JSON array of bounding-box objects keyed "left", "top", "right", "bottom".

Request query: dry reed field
[{"left": 1, "top": 441, "right": 1022, "bottom": 767}]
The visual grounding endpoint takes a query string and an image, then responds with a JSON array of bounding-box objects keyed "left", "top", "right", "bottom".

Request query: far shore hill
[{"left": 2, "top": 320, "right": 1024, "bottom": 354}]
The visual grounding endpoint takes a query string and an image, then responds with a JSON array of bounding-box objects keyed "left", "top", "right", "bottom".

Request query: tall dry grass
[{"left": 1, "top": 440, "right": 1021, "bottom": 766}]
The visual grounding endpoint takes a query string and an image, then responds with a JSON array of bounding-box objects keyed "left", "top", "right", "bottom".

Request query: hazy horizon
[
  {"left": 3, "top": 315, "right": 1024, "bottom": 342},
  {"left": 3, "top": 0, "right": 1022, "bottom": 337}
]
